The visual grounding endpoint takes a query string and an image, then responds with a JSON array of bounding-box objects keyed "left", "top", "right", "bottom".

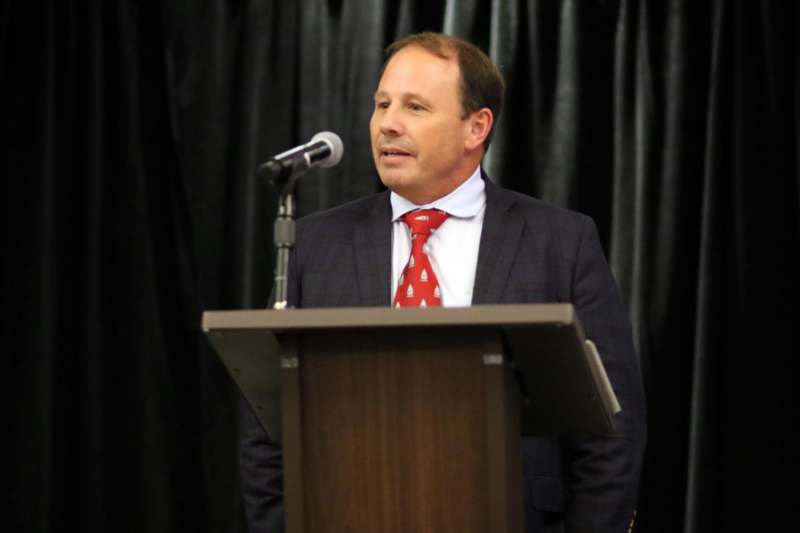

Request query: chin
[{"left": 377, "top": 171, "right": 406, "bottom": 191}]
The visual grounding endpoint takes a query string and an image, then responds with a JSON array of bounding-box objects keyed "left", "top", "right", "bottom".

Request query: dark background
[{"left": 3, "top": 1, "right": 797, "bottom": 531}]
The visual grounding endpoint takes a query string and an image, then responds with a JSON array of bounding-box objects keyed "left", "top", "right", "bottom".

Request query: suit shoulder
[
  {"left": 491, "top": 185, "right": 593, "bottom": 230},
  {"left": 297, "top": 191, "right": 389, "bottom": 231}
]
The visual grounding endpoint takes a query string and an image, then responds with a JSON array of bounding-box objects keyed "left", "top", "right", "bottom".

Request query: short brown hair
[{"left": 382, "top": 32, "right": 505, "bottom": 149}]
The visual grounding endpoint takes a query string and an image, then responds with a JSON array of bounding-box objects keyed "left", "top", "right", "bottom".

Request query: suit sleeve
[
  {"left": 564, "top": 217, "right": 646, "bottom": 533},
  {"left": 240, "top": 398, "right": 285, "bottom": 533}
]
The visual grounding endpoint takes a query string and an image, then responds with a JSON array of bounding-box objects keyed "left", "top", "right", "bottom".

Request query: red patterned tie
[{"left": 394, "top": 209, "right": 449, "bottom": 308}]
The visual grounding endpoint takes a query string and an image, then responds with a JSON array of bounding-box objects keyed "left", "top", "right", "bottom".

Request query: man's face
[{"left": 370, "top": 46, "right": 476, "bottom": 204}]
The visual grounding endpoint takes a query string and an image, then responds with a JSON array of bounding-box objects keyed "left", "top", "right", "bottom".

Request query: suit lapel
[
  {"left": 353, "top": 192, "right": 392, "bottom": 306},
  {"left": 472, "top": 179, "right": 525, "bottom": 304}
]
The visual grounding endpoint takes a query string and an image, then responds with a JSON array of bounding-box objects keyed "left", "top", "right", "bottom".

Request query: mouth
[{"left": 379, "top": 146, "right": 413, "bottom": 161}]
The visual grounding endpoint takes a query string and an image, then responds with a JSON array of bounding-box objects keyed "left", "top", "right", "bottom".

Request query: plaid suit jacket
[{"left": 241, "top": 177, "right": 646, "bottom": 533}]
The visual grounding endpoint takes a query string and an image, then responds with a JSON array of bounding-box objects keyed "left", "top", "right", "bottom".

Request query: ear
[{"left": 464, "top": 108, "right": 494, "bottom": 151}]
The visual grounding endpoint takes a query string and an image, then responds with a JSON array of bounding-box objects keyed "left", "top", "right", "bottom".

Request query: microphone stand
[
  {"left": 261, "top": 158, "right": 308, "bottom": 311},
  {"left": 272, "top": 188, "right": 294, "bottom": 310},
  {"left": 259, "top": 132, "right": 341, "bottom": 311}
]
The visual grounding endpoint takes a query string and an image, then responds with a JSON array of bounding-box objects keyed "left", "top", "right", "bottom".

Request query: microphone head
[{"left": 311, "top": 131, "right": 344, "bottom": 168}]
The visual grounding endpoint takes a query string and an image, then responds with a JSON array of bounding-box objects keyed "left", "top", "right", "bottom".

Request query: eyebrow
[{"left": 373, "top": 90, "right": 433, "bottom": 106}]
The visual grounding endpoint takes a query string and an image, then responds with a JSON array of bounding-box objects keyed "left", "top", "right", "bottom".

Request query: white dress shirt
[{"left": 390, "top": 167, "right": 486, "bottom": 307}]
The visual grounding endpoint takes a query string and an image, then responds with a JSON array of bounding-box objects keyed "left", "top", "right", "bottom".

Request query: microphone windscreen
[{"left": 311, "top": 131, "right": 344, "bottom": 167}]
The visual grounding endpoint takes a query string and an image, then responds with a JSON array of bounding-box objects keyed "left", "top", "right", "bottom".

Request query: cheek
[
  {"left": 426, "top": 125, "right": 455, "bottom": 148},
  {"left": 368, "top": 117, "right": 377, "bottom": 139},
  {"left": 369, "top": 112, "right": 383, "bottom": 136}
]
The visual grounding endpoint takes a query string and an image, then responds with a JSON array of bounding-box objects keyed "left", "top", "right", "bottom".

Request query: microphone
[{"left": 259, "top": 131, "right": 344, "bottom": 179}]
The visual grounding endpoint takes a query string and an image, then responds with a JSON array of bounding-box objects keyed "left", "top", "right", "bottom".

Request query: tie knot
[{"left": 401, "top": 209, "right": 449, "bottom": 237}]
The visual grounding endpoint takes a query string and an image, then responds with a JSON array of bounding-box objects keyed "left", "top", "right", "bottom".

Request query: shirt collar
[{"left": 390, "top": 166, "right": 485, "bottom": 222}]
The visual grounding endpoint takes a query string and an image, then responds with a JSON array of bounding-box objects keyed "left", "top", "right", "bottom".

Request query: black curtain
[{"left": 4, "top": 1, "right": 797, "bottom": 532}]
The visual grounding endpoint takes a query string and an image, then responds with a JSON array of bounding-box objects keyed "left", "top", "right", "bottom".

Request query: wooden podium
[{"left": 202, "top": 303, "right": 619, "bottom": 533}]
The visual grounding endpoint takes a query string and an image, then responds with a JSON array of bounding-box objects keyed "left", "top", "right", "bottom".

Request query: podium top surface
[
  {"left": 202, "top": 303, "right": 576, "bottom": 332},
  {"left": 203, "top": 302, "right": 619, "bottom": 436}
]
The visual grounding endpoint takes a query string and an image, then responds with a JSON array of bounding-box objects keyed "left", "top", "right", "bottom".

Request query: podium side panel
[
  {"left": 506, "top": 324, "right": 614, "bottom": 435},
  {"left": 205, "top": 329, "right": 283, "bottom": 438}
]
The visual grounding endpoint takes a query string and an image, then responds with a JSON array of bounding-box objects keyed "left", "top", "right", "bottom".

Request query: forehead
[{"left": 377, "top": 45, "right": 461, "bottom": 98}]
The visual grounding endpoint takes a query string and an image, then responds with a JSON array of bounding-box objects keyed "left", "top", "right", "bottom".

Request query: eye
[
  {"left": 408, "top": 102, "right": 426, "bottom": 112},
  {"left": 375, "top": 100, "right": 390, "bottom": 109}
]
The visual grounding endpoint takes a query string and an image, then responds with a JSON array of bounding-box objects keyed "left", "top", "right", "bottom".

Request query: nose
[{"left": 376, "top": 104, "right": 404, "bottom": 137}]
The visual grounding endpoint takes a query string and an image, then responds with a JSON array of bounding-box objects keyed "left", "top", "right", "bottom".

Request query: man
[{"left": 241, "top": 32, "right": 646, "bottom": 533}]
